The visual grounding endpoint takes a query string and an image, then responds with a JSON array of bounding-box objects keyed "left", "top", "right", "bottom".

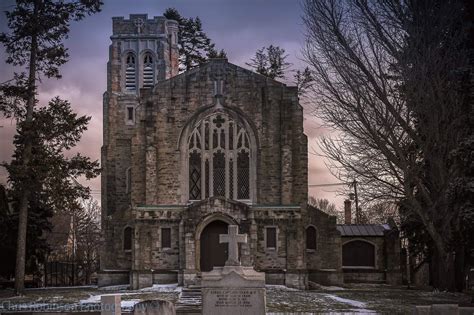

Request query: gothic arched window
[
  {"left": 188, "top": 113, "right": 251, "bottom": 201},
  {"left": 143, "top": 53, "right": 154, "bottom": 88},
  {"left": 125, "top": 53, "right": 136, "bottom": 91}
]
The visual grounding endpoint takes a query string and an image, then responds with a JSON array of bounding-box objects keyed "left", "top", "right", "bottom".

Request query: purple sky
[{"left": 0, "top": 0, "right": 346, "bottom": 208}]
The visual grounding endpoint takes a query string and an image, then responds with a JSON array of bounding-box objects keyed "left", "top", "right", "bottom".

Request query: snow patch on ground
[
  {"left": 80, "top": 293, "right": 141, "bottom": 304},
  {"left": 79, "top": 294, "right": 101, "bottom": 304},
  {"left": 139, "top": 283, "right": 182, "bottom": 293},
  {"left": 25, "top": 285, "right": 97, "bottom": 291},
  {"left": 79, "top": 284, "right": 181, "bottom": 305},
  {"left": 120, "top": 299, "right": 141, "bottom": 310},
  {"left": 320, "top": 285, "right": 345, "bottom": 291},
  {"left": 324, "top": 294, "right": 367, "bottom": 308},
  {"left": 99, "top": 284, "right": 130, "bottom": 291},
  {"left": 265, "top": 285, "right": 300, "bottom": 292}
]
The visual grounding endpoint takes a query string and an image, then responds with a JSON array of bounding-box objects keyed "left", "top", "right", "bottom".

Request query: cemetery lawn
[
  {"left": 0, "top": 284, "right": 181, "bottom": 313},
  {"left": 0, "top": 283, "right": 471, "bottom": 314},
  {"left": 266, "top": 284, "right": 473, "bottom": 313}
]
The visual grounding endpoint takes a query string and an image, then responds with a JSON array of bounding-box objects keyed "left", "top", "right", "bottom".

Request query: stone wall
[
  {"left": 305, "top": 206, "right": 342, "bottom": 271},
  {"left": 136, "top": 59, "right": 306, "bottom": 206},
  {"left": 101, "top": 13, "right": 178, "bottom": 273},
  {"left": 100, "top": 14, "right": 345, "bottom": 290},
  {"left": 305, "top": 205, "right": 343, "bottom": 286},
  {"left": 341, "top": 232, "right": 402, "bottom": 285}
]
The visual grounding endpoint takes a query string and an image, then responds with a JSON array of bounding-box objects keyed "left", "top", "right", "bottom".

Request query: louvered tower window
[
  {"left": 188, "top": 113, "right": 252, "bottom": 202},
  {"left": 143, "top": 53, "right": 154, "bottom": 88},
  {"left": 125, "top": 53, "right": 136, "bottom": 91}
]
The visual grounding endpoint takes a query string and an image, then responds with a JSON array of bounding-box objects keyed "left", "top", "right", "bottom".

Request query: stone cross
[
  {"left": 219, "top": 225, "right": 247, "bottom": 266},
  {"left": 134, "top": 18, "right": 144, "bottom": 34}
]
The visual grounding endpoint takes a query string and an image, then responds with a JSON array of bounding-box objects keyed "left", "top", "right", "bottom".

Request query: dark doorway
[{"left": 200, "top": 220, "right": 229, "bottom": 272}]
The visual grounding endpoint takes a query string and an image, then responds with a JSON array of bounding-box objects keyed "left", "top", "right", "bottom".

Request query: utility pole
[{"left": 308, "top": 180, "right": 361, "bottom": 223}]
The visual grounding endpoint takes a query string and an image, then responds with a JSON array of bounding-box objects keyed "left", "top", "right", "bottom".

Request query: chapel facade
[{"left": 99, "top": 14, "right": 401, "bottom": 290}]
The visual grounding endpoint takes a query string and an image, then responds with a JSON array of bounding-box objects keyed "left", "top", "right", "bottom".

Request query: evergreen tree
[
  {"left": 293, "top": 67, "right": 313, "bottom": 96},
  {"left": 0, "top": 0, "right": 102, "bottom": 294},
  {"left": 164, "top": 8, "right": 226, "bottom": 72},
  {"left": 207, "top": 47, "right": 227, "bottom": 59},
  {"left": 246, "top": 45, "right": 291, "bottom": 79}
]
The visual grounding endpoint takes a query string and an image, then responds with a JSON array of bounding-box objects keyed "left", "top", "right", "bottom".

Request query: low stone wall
[
  {"left": 308, "top": 269, "right": 343, "bottom": 286},
  {"left": 343, "top": 269, "right": 385, "bottom": 283},
  {"left": 264, "top": 271, "right": 285, "bottom": 285},
  {"left": 98, "top": 271, "right": 130, "bottom": 287},
  {"left": 133, "top": 300, "right": 175, "bottom": 315},
  {"left": 152, "top": 272, "right": 178, "bottom": 284},
  {"left": 130, "top": 270, "right": 179, "bottom": 289}
]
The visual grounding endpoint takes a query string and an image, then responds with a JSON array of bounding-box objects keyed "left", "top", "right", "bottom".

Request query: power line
[
  {"left": 308, "top": 180, "right": 361, "bottom": 224},
  {"left": 308, "top": 182, "right": 350, "bottom": 187}
]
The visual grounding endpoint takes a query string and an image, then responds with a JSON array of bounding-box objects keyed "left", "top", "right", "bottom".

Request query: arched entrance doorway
[{"left": 200, "top": 220, "right": 229, "bottom": 272}]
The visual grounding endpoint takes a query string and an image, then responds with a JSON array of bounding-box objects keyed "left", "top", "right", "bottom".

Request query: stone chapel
[{"left": 99, "top": 14, "right": 402, "bottom": 290}]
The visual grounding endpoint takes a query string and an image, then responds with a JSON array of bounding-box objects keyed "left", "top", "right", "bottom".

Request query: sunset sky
[{"left": 0, "top": 0, "right": 347, "bottom": 209}]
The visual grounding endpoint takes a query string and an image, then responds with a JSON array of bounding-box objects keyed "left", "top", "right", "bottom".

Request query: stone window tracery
[
  {"left": 143, "top": 53, "right": 154, "bottom": 88},
  {"left": 125, "top": 53, "right": 136, "bottom": 91},
  {"left": 188, "top": 113, "right": 251, "bottom": 201}
]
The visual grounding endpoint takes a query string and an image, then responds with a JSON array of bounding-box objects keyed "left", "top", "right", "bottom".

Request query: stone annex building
[{"left": 99, "top": 14, "right": 402, "bottom": 290}]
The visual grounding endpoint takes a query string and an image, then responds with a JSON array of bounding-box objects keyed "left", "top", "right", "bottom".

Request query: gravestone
[
  {"left": 201, "top": 225, "right": 266, "bottom": 315},
  {"left": 101, "top": 295, "right": 121, "bottom": 315},
  {"left": 413, "top": 304, "right": 474, "bottom": 315},
  {"left": 133, "top": 300, "right": 176, "bottom": 315}
]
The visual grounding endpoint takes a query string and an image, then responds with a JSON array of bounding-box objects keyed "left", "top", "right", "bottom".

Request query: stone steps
[{"left": 176, "top": 287, "right": 202, "bottom": 314}]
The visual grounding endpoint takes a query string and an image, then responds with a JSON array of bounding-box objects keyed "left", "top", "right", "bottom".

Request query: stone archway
[
  {"left": 199, "top": 220, "right": 229, "bottom": 272},
  {"left": 194, "top": 212, "right": 237, "bottom": 272}
]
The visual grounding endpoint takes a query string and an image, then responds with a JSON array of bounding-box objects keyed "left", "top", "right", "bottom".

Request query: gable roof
[
  {"left": 336, "top": 224, "right": 391, "bottom": 237},
  {"left": 159, "top": 58, "right": 293, "bottom": 88}
]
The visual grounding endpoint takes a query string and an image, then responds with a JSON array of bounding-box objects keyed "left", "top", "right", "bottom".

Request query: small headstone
[
  {"left": 431, "top": 304, "right": 459, "bottom": 315},
  {"left": 413, "top": 305, "right": 432, "bottom": 315},
  {"left": 201, "top": 225, "right": 266, "bottom": 315},
  {"left": 133, "top": 300, "right": 176, "bottom": 315},
  {"left": 460, "top": 306, "right": 474, "bottom": 315},
  {"left": 101, "top": 295, "right": 121, "bottom": 315}
]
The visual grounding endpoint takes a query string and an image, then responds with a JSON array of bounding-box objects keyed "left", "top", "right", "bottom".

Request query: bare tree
[
  {"left": 63, "top": 198, "right": 101, "bottom": 285},
  {"left": 309, "top": 196, "right": 343, "bottom": 223},
  {"left": 302, "top": 0, "right": 471, "bottom": 291},
  {"left": 74, "top": 198, "right": 101, "bottom": 284},
  {"left": 45, "top": 198, "right": 101, "bottom": 285},
  {"left": 359, "top": 202, "right": 399, "bottom": 225}
]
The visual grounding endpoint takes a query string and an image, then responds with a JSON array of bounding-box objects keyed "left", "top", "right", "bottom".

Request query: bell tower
[
  {"left": 101, "top": 14, "right": 178, "bottom": 265},
  {"left": 107, "top": 14, "right": 179, "bottom": 94}
]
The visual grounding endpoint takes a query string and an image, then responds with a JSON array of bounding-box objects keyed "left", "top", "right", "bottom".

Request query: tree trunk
[
  {"left": 454, "top": 244, "right": 466, "bottom": 292},
  {"left": 431, "top": 241, "right": 457, "bottom": 291},
  {"left": 14, "top": 0, "right": 39, "bottom": 295}
]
